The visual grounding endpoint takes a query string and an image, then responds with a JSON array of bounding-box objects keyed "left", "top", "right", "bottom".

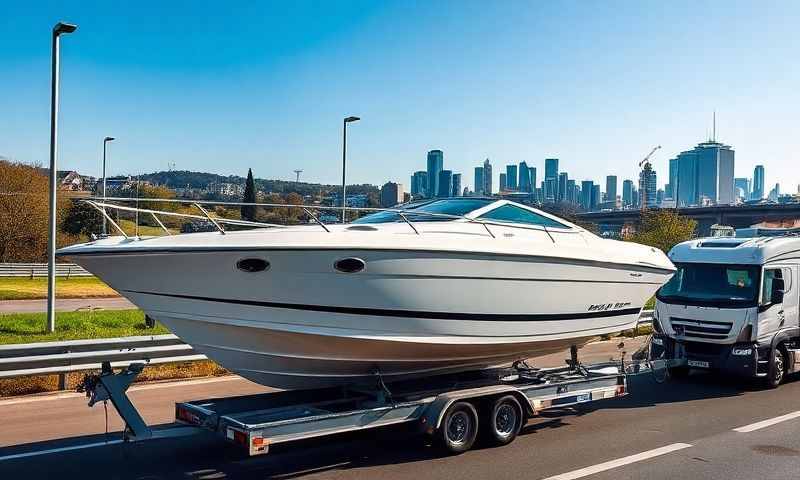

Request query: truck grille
[{"left": 670, "top": 317, "right": 733, "bottom": 340}]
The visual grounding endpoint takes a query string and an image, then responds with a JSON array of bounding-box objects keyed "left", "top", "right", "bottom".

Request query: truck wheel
[
  {"left": 483, "top": 395, "right": 524, "bottom": 446},
  {"left": 765, "top": 347, "right": 786, "bottom": 389},
  {"left": 436, "top": 401, "right": 479, "bottom": 454}
]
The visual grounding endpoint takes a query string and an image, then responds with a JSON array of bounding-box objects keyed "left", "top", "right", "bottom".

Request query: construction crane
[
  {"left": 638, "top": 145, "right": 661, "bottom": 210},
  {"left": 293, "top": 169, "right": 303, "bottom": 183}
]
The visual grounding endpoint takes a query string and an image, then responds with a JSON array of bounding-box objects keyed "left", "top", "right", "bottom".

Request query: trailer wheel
[
  {"left": 764, "top": 346, "right": 786, "bottom": 389},
  {"left": 483, "top": 395, "right": 523, "bottom": 446},
  {"left": 436, "top": 401, "right": 479, "bottom": 454}
]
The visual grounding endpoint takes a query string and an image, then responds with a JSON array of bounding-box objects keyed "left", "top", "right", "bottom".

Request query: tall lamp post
[
  {"left": 341, "top": 116, "right": 360, "bottom": 222},
  {"left": 101, "top": 136, "right": 115, "bottom": 235},
  {"left": 47, "top": 21, "right": 78, "bottom": 333}
]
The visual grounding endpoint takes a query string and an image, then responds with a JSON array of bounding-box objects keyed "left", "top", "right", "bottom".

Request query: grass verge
[
  {"left": 0, "top": 276, "right": 119, "bottom": 301},
  {"left": 0, "top": 360, "right": 228, "bottom": 397},
  {"left": 0, "top": 309, "right": 169, "bottom": 344}
]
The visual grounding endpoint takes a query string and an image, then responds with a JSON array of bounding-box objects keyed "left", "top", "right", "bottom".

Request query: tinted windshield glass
[
  {"left": 478, "top": 204, "right": 569, "bottom": 228},
  {"left": 656, "top": 263, "right": 760, "bottom": 307},
  {"left": 353, "top": 199, "right": 495, "bottom": 224}
]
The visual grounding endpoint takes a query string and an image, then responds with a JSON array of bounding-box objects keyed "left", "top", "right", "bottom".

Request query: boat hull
[{"left": 67, "top": 247, "right": 670, "bottom": 389}]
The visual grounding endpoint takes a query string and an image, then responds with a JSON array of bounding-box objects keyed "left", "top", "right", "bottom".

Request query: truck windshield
[{"left": 656, "top": 263, "right": 760, "bottom": 307}]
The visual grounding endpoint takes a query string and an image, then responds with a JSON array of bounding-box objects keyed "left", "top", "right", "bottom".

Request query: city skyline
[{"left": 1, "top": 2, "right": 798, "bottom": 192}]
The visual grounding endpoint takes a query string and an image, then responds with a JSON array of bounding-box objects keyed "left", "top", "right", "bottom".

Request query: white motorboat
[{"left": 58, "top": 198, "right": 675, "bottom": 389}]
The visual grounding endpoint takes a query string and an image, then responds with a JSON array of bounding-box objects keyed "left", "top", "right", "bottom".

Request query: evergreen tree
[{"left": 241, "top": 168, "right": 257, "bottom": 221}]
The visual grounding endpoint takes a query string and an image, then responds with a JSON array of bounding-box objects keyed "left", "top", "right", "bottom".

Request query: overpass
[{"left": 577, "top": 203, "right": 800, "bottom": 236}]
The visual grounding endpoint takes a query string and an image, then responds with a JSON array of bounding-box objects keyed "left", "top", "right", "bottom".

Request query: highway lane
[{"left": 1, "top": 348, "right": 800, "bottom": 479}]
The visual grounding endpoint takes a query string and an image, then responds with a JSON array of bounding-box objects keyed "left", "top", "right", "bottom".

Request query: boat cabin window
[
  {"left": 353, "top": 198, "right": 494, "bottom": 224},
  {"left": 478, "top": 204, "right": 569, "bottom": 229}
]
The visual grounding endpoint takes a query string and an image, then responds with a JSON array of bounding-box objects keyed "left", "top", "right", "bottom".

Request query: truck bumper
[{"left": 651, "top": 334, "right": 761, "bottom": 377}]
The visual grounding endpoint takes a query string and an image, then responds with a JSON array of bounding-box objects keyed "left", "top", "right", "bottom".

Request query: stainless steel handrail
[{"left": 82, "top": 197, "right": 580, "bottom": 238}]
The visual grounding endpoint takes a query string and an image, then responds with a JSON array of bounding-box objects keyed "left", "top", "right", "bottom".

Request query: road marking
[
  {"left": 0, "top": 440, "right": 124, "bottom": 461},
  {"left": 541, "top": 443, "right": 693, "bottom": 480},
  {"left": 0, "top": 375, "right": 245, "bottom": 406},
  {"left": 733, "top": 411, "right": 800, "bottom": 433}
]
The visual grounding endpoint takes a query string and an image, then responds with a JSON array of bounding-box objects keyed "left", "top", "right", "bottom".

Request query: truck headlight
[
  {"left": 652, "top": 337, "right": 664, "bottom": 346},
  {"left": 732, "top": 348, "right": 752, "bottom": 356}
]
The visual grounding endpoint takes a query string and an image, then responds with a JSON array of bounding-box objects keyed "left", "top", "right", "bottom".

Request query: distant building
[
  {"left": 656, "top": 189, "right": 664, "bottom": 205},
  {"left": 529, "top": 166, "right": 537, "bottom": 194},
  {"left": 506, "top": 164, "right": 517, "bottom": 191},
  {"left": 639, "top": 163, "right": 657, "bottom": 208},
  {"left": 580, "top": 180, "right": 594, "bottom": 211},
  {"left": 592, "top": 185, "right": 601, "bottom": 211},
  {"left": 499, "top": 173, "right": 507, "bottom": 192},
  {"left": 209, "top": 182, "right": 244, "bottom": 198},
  {"left": 474, "top": 166, "right": 484, "bottom": 196},
  {"left": 768, "top": 183, "right": 780, "bottom": 202},
  {"left": 558, "top": 172, "right": 568, "bottom": 202},
  {"left": 437, "top": 170, "right": 453, "bottom": 198},
  {"left": 605, "top": 175, "right": 617, "bottom": 208},
  {"left": 518, "top": 161, "right": 532, "bottom": 192},
  {"left": 410, "top": 171, "right": 427, "bottom": 197},
  {"left": 734, "top": 177, "right": 751, "bottom": 201},
  {"left": 622, "top": 180, "right": 634, "bottom": 208},
  {"left": 482, "top": 158, "right": 493, "bottom": 195},
  {"left": 452, "top": 173, "right": 462, "bottom": 197},
  {"left": 380, "top": 182, "right": 404, "bottom": 207},
  {"left": 752, "top": 165, "right": 765, "bottom": 200},
  {"left": 665, "top": 158, "right": 678, "bottom": 199},
  {"left": 674, "top": 140, "right": 735, "bottom": 207},
  {"left": 544, "top": 158, "right": 559, "bottom": 201},
  {"left": 566, "top": 179, "right": 576, "bottom": 204},
  {"left": 426, "top": 150, "right": 443, "bottom": 198}
]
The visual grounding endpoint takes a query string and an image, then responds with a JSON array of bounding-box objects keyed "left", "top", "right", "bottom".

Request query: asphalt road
[
  {"left": 0, "top": 297, "right": 135, "bottom": 314},
  {"left": 1, "top": 344, "right": 799, "bottom": 479}
]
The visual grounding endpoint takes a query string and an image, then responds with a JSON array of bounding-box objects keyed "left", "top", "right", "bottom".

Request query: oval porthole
[
  {"left": 236, "top": 258, "right": 269, "bottom": 273},
  {"left": 334, "top": 257, "right": 365, "bottom": 273}
]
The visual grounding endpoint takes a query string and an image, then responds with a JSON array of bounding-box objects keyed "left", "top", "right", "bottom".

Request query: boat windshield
[
  {"left": 353, "top": 198, "right": 495, "bottom": 224},
  {"left": 656, "top": 262, "right": 761, "bottom": 307}
]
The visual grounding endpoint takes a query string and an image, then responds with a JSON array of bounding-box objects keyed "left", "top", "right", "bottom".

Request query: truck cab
[{"left": 653, "top": 236, "right": 800, "bottom": 387}]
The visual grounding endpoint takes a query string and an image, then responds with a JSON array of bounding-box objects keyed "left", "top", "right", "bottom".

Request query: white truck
[{"left": 652, "top": 235, "right": 800, "bottom": 387}]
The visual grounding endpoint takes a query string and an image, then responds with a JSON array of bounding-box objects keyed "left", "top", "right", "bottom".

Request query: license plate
[
  {"left": 688, "top": 360, "right": 710, "bottom": 368},
  {"left": 576, "top": 393, "right": 590, "bottom": 403}
]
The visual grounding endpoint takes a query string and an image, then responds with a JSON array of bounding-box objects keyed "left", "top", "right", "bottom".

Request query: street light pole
[
  {"left": 101, "top": 136, "right": 115, "bottom": 235},
  {"left": 341, "top": 116, "right": 360, "bottom": 223},
  {"left": 47, "top": 21, "right": 77, "bottom": 334}
]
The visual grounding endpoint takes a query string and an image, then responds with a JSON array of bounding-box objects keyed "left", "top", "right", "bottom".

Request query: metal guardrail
[
  {"left": 0, "top": 334, "right": 206, "bottom": 379},
  {"left": 0, "top": 263, "right": 92, "bottom": 278},
  {"left": 0, "top": 310, "right": 655, "bottom": 380}
]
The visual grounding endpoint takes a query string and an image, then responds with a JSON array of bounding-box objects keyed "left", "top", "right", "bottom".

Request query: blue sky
[{"left": 2, "top": 1, "right": 799, "bottom": 192}]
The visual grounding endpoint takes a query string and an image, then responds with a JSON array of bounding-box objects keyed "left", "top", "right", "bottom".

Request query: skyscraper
[
  {"left": 518, "top": 161, "right": 531, "bottom": 192},
  {"left": 499, "top": 173, "right": 507, "bottom": 192},
  {"left": 605, "top": 175, "right": 617, "bottom": 207},
  {"left": 666, "top": 158, "right": 678, "bottom": 199},
  {"left": 674, "top": 140, "right": 735, "bottom": 207},
  {"left": 410, "top": 171, "right": 427, "bottom": 197},
  {"left": 566, "top": 179, "right": 576, "bottom": 204},
  {"left": 426, "top": 150, "right": 443, "bottom": 198},
  {"left": 622, "top": 179, "right": 634, "bottom": 208},
  {"left": 529, "top": 167, "right": 537, "bottom": 194},
  {"left": 734, "top": 177, "right": 751, "bottom": 201},
  {"left": 474, "top": 167, "right": 484, "bottom": 196},
  {"left": 482, "top": 158, "right": 493, "bottom": 195},
  {"left": 544, "top": 158, "right": 559, "bottom": 201},
  {"left": 452, "top": 173, "right": 462, "bottom": 197},
  {"left": 580, "top": 180, "right": 594, "bottom": 211},
  {"left": 639, "top": 163, "right": 657, "bottom": 208},
  {"left": 506, "top": 164, "right": 517, "bottom": 191},
  {"left": 437, "top": 170, "right": 453, "bottom": 198},
  {"left": 380, "top": 182, "right": 404, "bottom": 207},
  {"left": 752, "top": 165, "right": 765, "bottom": 200},
  {"left": 558, "top": 172, "right": 568, "bottom": 202},
  {"left": 591, "top": 185, "right": 601, "bottom": 211}
]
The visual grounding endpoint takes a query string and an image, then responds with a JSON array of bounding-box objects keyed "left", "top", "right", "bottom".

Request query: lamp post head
[
  {"left": 53, "top": 22, "right": 78, "bottom": 35},
  {"left": 104, "top": 136, "right": 115, "bottom": 142},
  {"left": 344, "top": 116, "right": 361, "bottom": 123}
]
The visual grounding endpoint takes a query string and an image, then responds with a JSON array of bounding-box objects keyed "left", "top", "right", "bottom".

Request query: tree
[
  {"left": 625, "top": 209, "right": 697, "bottom": 253},
  {"left": 241, "top": 168, "right": 256, "bottom": 221},
  {"left": 62, "top": 201, "right": 103, "bottom": 237}
]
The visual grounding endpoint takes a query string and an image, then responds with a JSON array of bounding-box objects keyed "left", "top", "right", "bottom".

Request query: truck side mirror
[{"left": 770, "top": 278, "right": 785, "bottom": 304}]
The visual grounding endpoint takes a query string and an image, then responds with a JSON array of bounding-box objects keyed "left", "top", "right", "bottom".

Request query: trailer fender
[{"left": 422, "top": 385, "right": 532, "bottom": 433}]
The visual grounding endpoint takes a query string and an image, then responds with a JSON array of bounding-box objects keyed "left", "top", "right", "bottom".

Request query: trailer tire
[
  {"left": 436, "top": 401, "right": 479, "bottom": 454},
  {"left": 483, "top": 395, "right": 524, "bottom": 446},
  {"left": 764, "top": 346, "right": 786, "bottom": 389}
]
